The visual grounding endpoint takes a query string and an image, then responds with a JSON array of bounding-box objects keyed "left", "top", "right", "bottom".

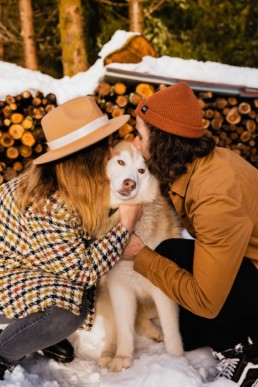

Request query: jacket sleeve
[
  {"left": 27, "top": 219, "right": 129, "bottom": 288},
  {"left": 77, "top": 222, "right": 130, "bottom": 286},
  {"left": 134, "top": 194, "right": 253, "bottom": 318}
]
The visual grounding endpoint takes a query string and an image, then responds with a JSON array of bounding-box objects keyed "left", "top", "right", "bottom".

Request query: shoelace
[{"left": 217, "top": 357, "right": 240, "bottom": 379}]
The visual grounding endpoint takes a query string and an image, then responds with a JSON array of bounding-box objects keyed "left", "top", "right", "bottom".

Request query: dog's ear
[
  {"left": 108, "top": 146, "right": 119, "bottom": 159},
  {"left": 108, "top": 147, "right": 114, "bottom": 159}
]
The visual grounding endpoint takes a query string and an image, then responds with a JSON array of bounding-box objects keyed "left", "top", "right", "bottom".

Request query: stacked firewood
[
  {"left": 0, "top": 91, "right": 57, "bottom": 184},
  {"left": 0, "top": 82, "right": 258, "bottom": 185},
  {"left": 95, "top": 81, "right": 258, "bottom": 167}
]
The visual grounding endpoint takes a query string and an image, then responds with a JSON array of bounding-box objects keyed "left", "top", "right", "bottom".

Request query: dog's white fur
[{"left": 96, "top": 140, "right": 184, "bottom": 372}]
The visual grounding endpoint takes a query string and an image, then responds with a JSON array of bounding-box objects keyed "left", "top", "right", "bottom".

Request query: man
[{"left": 123, "top": 82, "right": 258, "bottom": 386}]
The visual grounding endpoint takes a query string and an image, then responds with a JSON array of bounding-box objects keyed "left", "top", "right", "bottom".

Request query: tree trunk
[
  {"left": 19, "top": 0, "right": 38, "bottom": 70},
  {"left": 59, "top": 0, "right": 88, "bottom": 76},
  {"left": 129, "top": 0, "right": 144, "bottom": 33}
]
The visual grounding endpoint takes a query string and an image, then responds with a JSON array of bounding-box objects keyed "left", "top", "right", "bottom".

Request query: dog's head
[{"left": 107, "top": 140, "right": 159, "bottom": 207}]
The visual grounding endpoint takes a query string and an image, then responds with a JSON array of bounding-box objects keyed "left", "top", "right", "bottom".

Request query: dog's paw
[
  {"left": 151, "top": 330, "right": 164, "bottom": 342},
  {"left": 165, "top": 339, "right": 184, "bottom": 357},
  {"left": 109, "top": 356, "right": 132, "bottom": 372},
  {"left": 98, "top": 351, "right": 114, "bottom": 368}
]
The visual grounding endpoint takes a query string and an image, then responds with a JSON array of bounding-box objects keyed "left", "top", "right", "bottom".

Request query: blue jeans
[{"left": 0, "top": 287, "right": 90, "bottom": 367}]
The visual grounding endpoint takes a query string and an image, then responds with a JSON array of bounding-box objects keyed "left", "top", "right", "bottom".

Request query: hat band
[{"left": 48, "top": 115, "right": 109, "bottom": 150}]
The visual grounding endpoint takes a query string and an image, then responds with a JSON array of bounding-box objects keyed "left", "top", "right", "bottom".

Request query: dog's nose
[{"left": 123, "top": 179, "right": 136, "bottom": 192}]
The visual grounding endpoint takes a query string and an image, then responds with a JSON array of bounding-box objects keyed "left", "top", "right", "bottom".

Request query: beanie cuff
[{"left": 136, "top": 101, "right": 204, "bottom": 138}]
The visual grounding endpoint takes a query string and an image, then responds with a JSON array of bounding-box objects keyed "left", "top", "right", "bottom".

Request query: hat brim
[{"left": 33, "top": 114, "right": 130, "bottom": 165}]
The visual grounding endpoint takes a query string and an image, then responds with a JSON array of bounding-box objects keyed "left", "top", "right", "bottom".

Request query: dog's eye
[
  {"left": 138, "top": 168, "right": 145, "bottom": 174},
  {"left": 117, "top": 160, "right": 125, "bottom": 166}
]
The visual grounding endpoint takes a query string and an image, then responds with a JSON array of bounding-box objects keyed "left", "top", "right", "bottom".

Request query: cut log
[
  {"left": 111, "top": 106, "right": 125, "bottom": 118},
  {"left": 97, "top": 82, "right": 112, "bottom": 97},
  {"left": 202, "top": 118, "right": 210, "bottom": 129},
  {"left": 5, "top": 95, "right": 16, "bottom": 105},
  {"left": 21, "top": 90, "right": 33, "bottom": 105},
  {"left": 115, "top": 95, "right": 129, "bottom": 108},
  {"left": 197, "top": 99, "right": 205, "bottom": 109},
  {"left": 113, "top": 82, "right": 127, "bottom": 95},
  {"left": 9, "top": 124, "right": 25, "bottom": 140},
  {"left": 104, "top": 35, "right": 157, "bottom": 65},
  {"left": 204, "top": 109, "right": 214, "bottom": 118},
  {"left": 22, "top": 116, "right": 34, "bottom": 129},
  {"left": 34, "top": 143, "right": 44, "bottom": 154},
  {"left": 0, "top": 133, "right": 15, "bottom": 147},
  {"left": 11, "top": 112, "right": 24, "bottom": 124},
  {"left": 6, "top": 147, "right": 19, "bottom": 159},
  {"left": 0, "top": 162, "right": 6, "bottom": 172},
  {"left": 245, "top": 119, "right": 256, "bottom": 132},
  {"left": 118, "top": 123, "right": 134, "bottom": 138},
  {"left": 12, "top": 161, "right": 24, "bottom": 172},
  {"left": 135, "top": 83, "right": 155, "bottom": 98},
  {"left": 216, "top": 98, "right": 228, "bottom": 110},
  {"left": 19, "top": 144, "right": 32, "bottom": 158},
  {"left": 240, "top": 131, "right": 252, "bottom": 143},
  {"left": 2, "top": 105, "right": 12, "bottom": 118},
  {"left": 129, "top": 92, "right": 143, "bottom": 106},
  {"left": 198, "top": 91, "right": 213, "bottom": 99},
  {"left": 105, "top": 101, "right": 115, "bottom": 114},
  {"left": 211, "top": 118, "right": 223, "bottom": 131},
  {"left": 228, "top": 97, "right": 238, "bottom": 106},
  {"left": 238, "top": 102, "right": 251, "bottom": 114},
  {"left": 21, "top": 131, "right": 36, "bottom": 147},
  {"left": 226, "top": 108, "right": 241, "bottom": 124},
  {"left": 46, "top": 93, "right": 57, "bottom": 104}
]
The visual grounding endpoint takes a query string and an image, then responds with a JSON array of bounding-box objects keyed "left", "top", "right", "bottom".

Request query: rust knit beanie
[{"left": 135, "top": 82, "right": 204, "bottom": 138}]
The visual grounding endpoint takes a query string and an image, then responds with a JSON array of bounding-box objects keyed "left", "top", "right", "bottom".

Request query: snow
[
  {"left": 1, "top": 29, "right": 256, "bottom": 386},
  {"left": 0, "top": 319, "right": 235, "bottom": 387},
  {"left": 0, "top": 29, "right": 257, "bottom": 106}
]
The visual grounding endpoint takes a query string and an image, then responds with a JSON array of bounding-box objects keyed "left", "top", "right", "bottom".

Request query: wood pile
[
  {"left": 95, "top": 81, "right": 258, "bottom": 167},
  {"left": 0, "top": 91, "right": 57, "bottom": 184},
  {"left": 0, "top": 81, "right": 258, "bottom": 185}
]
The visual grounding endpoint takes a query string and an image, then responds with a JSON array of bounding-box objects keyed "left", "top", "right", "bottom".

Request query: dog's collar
[{"left": 108, "top": 207, "right": 118, "bottom": 217}]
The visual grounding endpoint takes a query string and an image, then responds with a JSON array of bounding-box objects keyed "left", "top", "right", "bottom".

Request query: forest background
[{"left": 0, "top": 0, "right": 257, "bottom": 80}]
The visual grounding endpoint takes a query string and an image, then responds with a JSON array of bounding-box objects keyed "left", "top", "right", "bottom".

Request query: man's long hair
[
  {"left": 16, "top": 138, "right": 110, "bottom": 237},
  {"left": 146, "top": 123, "right": 216, "bottom": 195}
]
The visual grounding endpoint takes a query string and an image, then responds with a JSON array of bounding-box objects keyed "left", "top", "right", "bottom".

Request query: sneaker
[{"left": 213, "top": 338, "right": 258, "bottom": 386}]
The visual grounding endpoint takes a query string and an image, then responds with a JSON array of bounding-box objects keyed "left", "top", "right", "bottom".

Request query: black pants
[{"left": 155, "top": 238, "right": 258, "bottom": 352}]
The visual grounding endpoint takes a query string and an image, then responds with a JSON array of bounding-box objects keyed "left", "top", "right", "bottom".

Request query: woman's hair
[
  {"left": 16, "top": 138, "right": 110, "bottom": 237},
  {"left": 145, "top": 122, "right": 216, "bottom": 195}
]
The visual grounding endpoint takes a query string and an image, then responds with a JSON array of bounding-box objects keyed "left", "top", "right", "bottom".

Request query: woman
[
  {"left": 0, "top": 96, "right": 141, "bottom": 380},
  {"left": 123, "top": 83, "right": 258, "bottom": 387}
]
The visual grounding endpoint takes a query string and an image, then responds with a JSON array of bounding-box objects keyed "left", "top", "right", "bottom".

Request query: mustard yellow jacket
[{"left": 134, "top": 147, "right": 258, "bottom": 319}]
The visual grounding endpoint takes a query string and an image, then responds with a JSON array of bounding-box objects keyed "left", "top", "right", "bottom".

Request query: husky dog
[{"left": 96, "top": 140, "right": 184, "bottom": 372}]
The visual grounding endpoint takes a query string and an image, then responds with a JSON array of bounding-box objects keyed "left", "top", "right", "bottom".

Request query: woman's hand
[
  {"left": 119, "top": 203, "right": 142, "bottom": 234},
  {"left": 121, "top": 232, "right": 145, "bottom": 261}
]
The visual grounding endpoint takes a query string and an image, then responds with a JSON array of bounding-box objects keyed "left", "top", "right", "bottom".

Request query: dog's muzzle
[{"left": 118, "top": 179, "right": 136, "bottom": 196}]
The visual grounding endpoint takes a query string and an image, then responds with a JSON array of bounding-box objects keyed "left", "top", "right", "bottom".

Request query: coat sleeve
[
  {"left": 26, "top": 219, "right": 129, "bottom": 288},
  {"left": 134, "top": 194, "right": 253, "bottom": 318}
]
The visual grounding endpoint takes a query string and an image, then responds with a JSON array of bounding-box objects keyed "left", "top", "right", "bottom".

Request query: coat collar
[{"left": 169, "top": 158, "right": 199, "bottom": 197}]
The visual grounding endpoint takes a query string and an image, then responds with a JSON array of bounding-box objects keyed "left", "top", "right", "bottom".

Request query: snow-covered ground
[{"left": 1, "top": 29, "right": 256, "bottom": 386}]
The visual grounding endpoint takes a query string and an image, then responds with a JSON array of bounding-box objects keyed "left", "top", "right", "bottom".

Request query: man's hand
[{"left": 121, "top": 233, "right": 145, "bottom": 261}]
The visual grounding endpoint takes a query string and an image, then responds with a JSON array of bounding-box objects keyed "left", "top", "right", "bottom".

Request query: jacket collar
[{"left": 169, "top": 158, "right": 199, "bottom": 197}]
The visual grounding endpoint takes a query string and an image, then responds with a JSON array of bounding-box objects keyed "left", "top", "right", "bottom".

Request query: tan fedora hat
[{"left": 33, "top": 96, "right": 130, "bottom": 164}]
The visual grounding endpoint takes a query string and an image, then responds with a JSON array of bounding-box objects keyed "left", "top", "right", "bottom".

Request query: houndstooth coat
[{"left": 0, "top": 178, "right": 129, "bottom": 329}]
